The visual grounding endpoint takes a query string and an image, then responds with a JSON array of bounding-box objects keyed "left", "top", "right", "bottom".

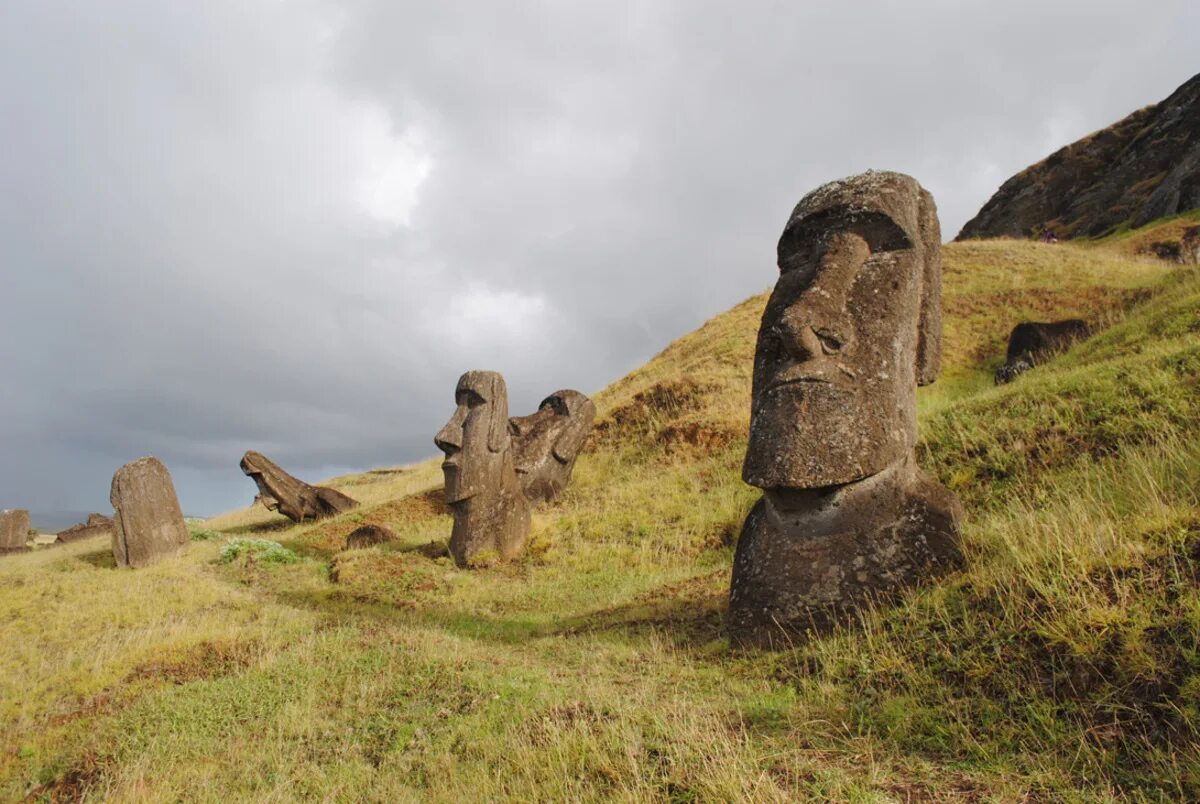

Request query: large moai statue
[
  {"left": 510, "top": 389, "right": 597, "bottom": 504},
  {"left": 110, "top": 456, "right": 190, "bottom": 568},
  {"left": 435, "top": 371, "right": 531, "bottom": 567},
  {"left": 239, "top": 451, "right": 358, "bottom": 523},
  {"left": 729, "top": 171, "right": 963, "bottom": 647},
  {"left": 0, "top": 509, "right": 31, "bottom": 555}
]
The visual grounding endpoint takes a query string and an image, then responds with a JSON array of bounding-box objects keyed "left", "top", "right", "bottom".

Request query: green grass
[{"left": 1, "top": 239, "right": 1197, "bottom": 800}]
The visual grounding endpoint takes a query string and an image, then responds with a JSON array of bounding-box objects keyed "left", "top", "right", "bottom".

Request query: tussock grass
[{"left": 2, "top": 237, "right": 1198, "bottom": 800}]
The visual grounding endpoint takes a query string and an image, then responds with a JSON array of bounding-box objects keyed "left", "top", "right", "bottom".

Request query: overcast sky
[{"left": 2, "top": 1, "right": 1197, "bottom": 519}]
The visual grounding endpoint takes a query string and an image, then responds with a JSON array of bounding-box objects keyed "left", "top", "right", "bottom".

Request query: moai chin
[
  {"left": 510, "top": 389, "right": 597, "bottom": 504},
  {"left": 435, "top": 371, "right": 531, "bottom": 567},
  {"left": 729, "top": 171, "right": 963, "bottom": 647}
]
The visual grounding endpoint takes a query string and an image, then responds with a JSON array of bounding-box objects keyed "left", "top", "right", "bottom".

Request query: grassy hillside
[{"left": 2, "top": 231, "right": 1198, "bottom": 800}]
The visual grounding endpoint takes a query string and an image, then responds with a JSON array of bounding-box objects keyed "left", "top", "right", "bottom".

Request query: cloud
[{"left": 1, "top": 0, "right": 1197, "bottom": 515}]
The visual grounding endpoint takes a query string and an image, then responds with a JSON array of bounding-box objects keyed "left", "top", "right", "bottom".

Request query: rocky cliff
[{"left": 957, "top": 72, "right": 1200, "bottom": 240}]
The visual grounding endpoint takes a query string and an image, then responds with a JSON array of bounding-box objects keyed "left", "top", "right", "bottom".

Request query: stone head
[
  {"left": 510, "top": 389, "right": 596, "bottom": 502},
  {"left": 435, "top": 370, "right": 512, "bottom": 504},
  {"left": 743, "top": 171, "right": 943, "bottom": 490}
]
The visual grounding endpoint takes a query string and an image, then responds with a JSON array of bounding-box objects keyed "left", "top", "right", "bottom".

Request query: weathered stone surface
[
  {"left": 435, "top": 371, "right": 531, "bottom": 567},
  {"left": 110, "top": 457, "right": 189, "bottom": 569},
  {"left": 510, "top": 389, "right": 596, "bottom": 504},
  {"left": 730, "top": 171, "right": 963, "bottom": 647},
  {"left": 957, "top": 73, "right": 1200, "bottom": 241},
  {"left": 1183, "top": 226, "right": 1200, "bottom": 265},
  {"left": 993, "top": 355, "right": 1034, "bottom": 385},
  {"left": 239, "top": 451, "right": 358, "bottom": 523},
  {"left": 345, "top": 524, "right": 395, "bottom": 550},
  {"left": 0, "top": 509, "right": 31, "bottom": 555},
  {"left": 994, "top": 319, "right": 1090, "bottom": 384},
  {"left": 55, "top": 512, "right": 115, "bottom": 544}
]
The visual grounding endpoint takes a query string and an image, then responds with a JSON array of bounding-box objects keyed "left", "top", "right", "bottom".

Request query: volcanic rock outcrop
[
  {"left": 994, "top": 319, "right": 1090, "bottom": 384},
  {"left": 55, "top": 513, "right": 115, "bottom": 544},
  {"left": 239, "top": 451, "right": 358, "bottom": 523},
  {"left": 435, "top": 371, "right": 531, "bottom": 567},
  {"left": 729, "top": 171, "right": 963, "bottom": 647},
  {"left": 0, "top": 509, "right": 31, "bottom": 555},
  {"left": 510, "top": 389, "right": 596, "bottom": 504},
  {"left": 957, "top": 73, "right": 1200, "bottom": 240},
  {"left": 110, "top": 457, "right": 190, "bottom": 568}
]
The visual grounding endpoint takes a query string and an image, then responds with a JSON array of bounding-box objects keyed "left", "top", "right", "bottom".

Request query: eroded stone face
[
  {"left": 239, "top": 451, "right": 358, "bottom": 523},
  {"left": 435, "top": 371, "right": 530, "bottom": 567},
  {"left": 731, "top": 171, "right": 963, "bottom": 647},
  {"left": 0, "top": 509, "right": 31, "bottom": 554},
  {"left": 743, "top": 171, "right": 942, "bottom": 489},
  {"left": 110, "top": 456, "right": 189, "bottom": 569},
  {"left": 510, "top": 389, "right": 596, "bottom": 504}
]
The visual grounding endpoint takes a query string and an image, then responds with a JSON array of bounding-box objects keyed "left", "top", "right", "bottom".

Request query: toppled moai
[
  {"left": 993, "top": 319, "right": 1090, "bottom": 384},
  {"left": 239, "top": 451, "right": 358, "bottom": 523},
  {"left": 0, "top": 509, "right": 31, "bottom": 555},
  {"left": 55, "top": 513, "right": 115, "bottom": 544},
  {"left": 110, "top": 457, "right": 190, "bottom": 568},
  {"left": 510, "top": 389, "right": 596, "bottom": 504},
  {"left": 729, "top": 171, "right": 964, "bottom": 647},
  {"left": 435, "top": 371, "right": 531, "bottom": 567}
]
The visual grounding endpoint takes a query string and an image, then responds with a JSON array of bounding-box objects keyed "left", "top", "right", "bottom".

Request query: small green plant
[
  {"left": 218, "top": 538, "right": 299, "bottom": 565},
  {"left": 189, "top": 527, "right": 221, "bottom": 541}
]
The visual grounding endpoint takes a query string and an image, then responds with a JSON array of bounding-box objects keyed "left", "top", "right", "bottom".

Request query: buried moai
[
  {"left": 110, "top": 456, "right": 190, "bottom": 568},
  {"left": 993, "top": 320, "right": 1090, "bottom": 384},
  {"left": 0, "top": 509, "right": 31, "bottom": 555},
  {"left": 239, "top": 451, "right": 358, "bottom": 523},
  {"left": 729, "top": 171, "right": 964, "bottom": 647},
  {"left": 510, "top": 389, "right": 596, "bottom": 504},
  {"left": 435, "top": 371, "right": 531, "bottom": 567}
]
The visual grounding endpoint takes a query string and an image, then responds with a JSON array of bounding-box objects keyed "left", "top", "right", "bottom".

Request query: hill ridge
[{"left": 957, "top": 72, "right": 1200, "bottom": 240}]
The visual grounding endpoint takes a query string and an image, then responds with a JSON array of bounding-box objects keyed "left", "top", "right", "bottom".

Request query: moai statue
[
  {"left": 239, "top": 451, "right": 358, "bottom": 523},
  {"left": 729, "top": 171, "right": 963, "bottom": 647},
  {"left": 435, "top": 371, "right": 531, "bottom": 567},
  {"left": 110, "top": 456, "right": 190, "bottom": 568},
  {"left": 55, "top": 513, "right": 115, "bottom": 544},
  {"left": 0, "top": 509, "right": 31, "bottom": 555},
  {"left": 510, "top": 389, "right": 597, "bottom": 504}
]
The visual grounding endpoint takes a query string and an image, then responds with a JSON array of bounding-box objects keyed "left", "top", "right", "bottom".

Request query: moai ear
[
  {"left": 915, "top": 188, "right": 943, "bottom": 386},
  {"left": 487, "top": 374, "right": 510, "bottom": 453},
  {"left": 551, "top": 396, "right": 596, "bottom": 463}
]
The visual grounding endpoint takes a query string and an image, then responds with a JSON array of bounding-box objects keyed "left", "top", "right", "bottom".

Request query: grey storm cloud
[{"left": 2, "top": 0, "right": 1198, "bottom": 517}]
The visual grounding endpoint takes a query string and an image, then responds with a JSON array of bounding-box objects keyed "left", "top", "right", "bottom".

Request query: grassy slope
[{"left": 2, "top": 232, "right": 1198, "bottom": 801}]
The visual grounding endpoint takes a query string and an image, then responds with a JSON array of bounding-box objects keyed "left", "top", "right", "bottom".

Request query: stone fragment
[
  {"left": 993, "top": 319, "right": 1090, "bottom": 384},
  {"left": 345, "top": 524, "right": 395, "bottom": 550},
  {"left": 435, "top": 371, "right": 531, "bottom": 567},
  {"left": 239, "top": 451, "right": 358, "bottom": 523},
  {"left": 730, "top": 171, "right": 964, "bottom": 647},
  {"left": 54, "top": 513, "right": 114, "bottom": 544},
  {"left": 110, "top": 457, "right": 190, "bottom": 568},
  {"left": 510, "top": 389, "right": 596, "bottom": 504},
  {"left": 0, "top": 509, "right": 31, "bottom": 555}
]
